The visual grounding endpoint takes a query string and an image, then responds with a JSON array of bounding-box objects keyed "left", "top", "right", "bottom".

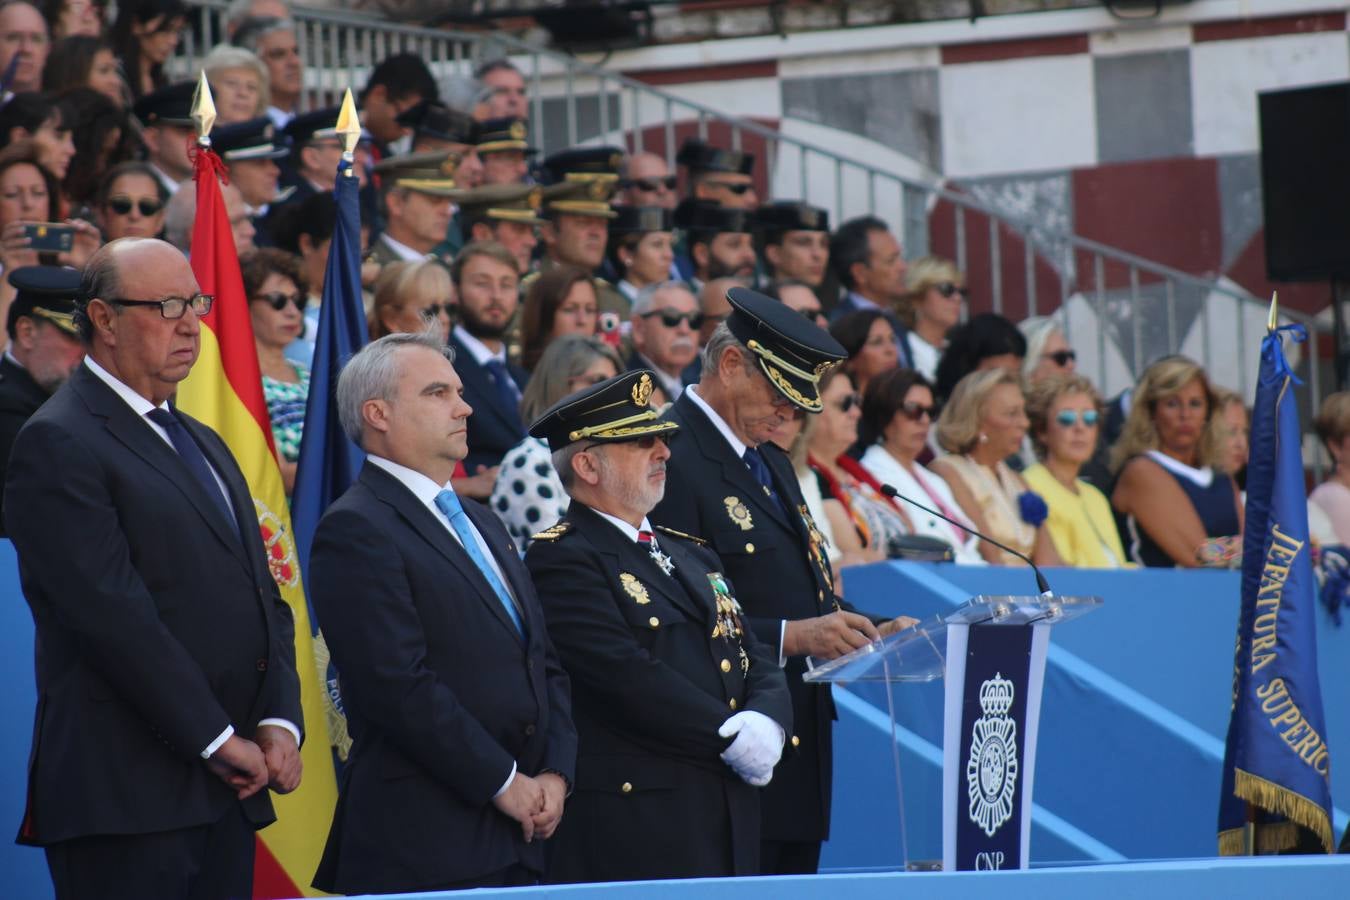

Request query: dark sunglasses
[
  {"left": 935, "top": 282, "right": 968, "bottom": 299},
  {"left": 1055, "top": 409, "right": 1099, "bottom": 428},
  {"left": 1045, "top": 349, "right": 1077, "bottom": 367},
  {"left": 253, "top": 291, "right": 305, "bottom": 312},
  {"left": 106, "top": 196, "right": 163, "bottom": 216},
  {"left": 900, "top": 401, "right": 937, "bottom": 421},
  {"left": 583, "top": 433, "right": 671, "bottom": 452},
  {"left": 420, "top": 303, "right": 452, "bottom": 319},
  {"left": 705, "top": 180, "right": 752, "bottom": 195},
  {"left": 834, "top": 393, "right": 860, "bottom": 413},
  {"left": 623, "top": 175, "right": 677, "bottom": 192},
  {"left": 640, "top": 309, "right": 703, "bottom": 329}
]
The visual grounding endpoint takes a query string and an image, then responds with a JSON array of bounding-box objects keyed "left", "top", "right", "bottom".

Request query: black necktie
[
  {"left": 146, "top": 407, "right": 237, "bottom": 532},
  {"left": 742, "top": 446, "right": 782, "bottom": 509}
]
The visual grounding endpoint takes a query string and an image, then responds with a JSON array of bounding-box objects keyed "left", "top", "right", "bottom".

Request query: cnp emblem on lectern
[{"left": 966, "top": 672, "right": 1018, "bottom": 837}]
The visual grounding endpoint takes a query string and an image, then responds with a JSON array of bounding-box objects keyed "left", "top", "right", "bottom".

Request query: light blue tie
[{"left": 434, "top": 489, "right": 525, "bottom": 638}]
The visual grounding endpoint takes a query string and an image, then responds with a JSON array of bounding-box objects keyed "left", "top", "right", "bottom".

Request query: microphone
[{"left": 879, "top": 483, "right": 1053, "bottom": 597}]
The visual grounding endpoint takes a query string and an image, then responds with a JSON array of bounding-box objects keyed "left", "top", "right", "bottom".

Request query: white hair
[{"left": 632, "top": 280, "right": 695, "bottom": 317}]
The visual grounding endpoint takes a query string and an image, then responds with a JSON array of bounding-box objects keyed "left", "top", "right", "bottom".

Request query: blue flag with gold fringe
[{"left": 1218, "top": 320, "right": 1334, "bottom": 854}]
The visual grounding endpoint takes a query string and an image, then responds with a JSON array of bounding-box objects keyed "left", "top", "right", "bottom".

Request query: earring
[{"left": 978, "top": 433, "right": 989, "bottom": 444}]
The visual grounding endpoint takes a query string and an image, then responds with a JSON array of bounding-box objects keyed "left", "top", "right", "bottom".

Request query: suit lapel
[
  {"left": 460, "top": 497, "right": 533, "bottom": 636},
  {"left": 361, "top": 464, "right": 524, "bottom": 641},
  {"left": 182, "top": 414, "right": 259, "bottom": 571},
  {"left": 73, "top": 369, "right": 251, "bottom": 570},
  {"left": 673, "top": 394, "right": 791, "bottom": 531}
]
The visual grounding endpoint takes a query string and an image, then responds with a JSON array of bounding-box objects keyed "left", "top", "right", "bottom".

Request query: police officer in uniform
[
  {"left": 525, "top": 369, "right": 791, "bottom": 882},
  {"left": 651, "top": 287, "right": 916, "bottom": 875}
]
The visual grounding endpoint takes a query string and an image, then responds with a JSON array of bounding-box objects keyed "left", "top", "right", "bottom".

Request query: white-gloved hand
[{"left": 718, "top": 710, "right": 784, "bottom": 786}]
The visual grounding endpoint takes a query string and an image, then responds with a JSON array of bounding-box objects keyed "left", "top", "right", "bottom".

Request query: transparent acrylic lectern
[{"left": 803, "top": 594, "right": 1102, "bottom": 871}]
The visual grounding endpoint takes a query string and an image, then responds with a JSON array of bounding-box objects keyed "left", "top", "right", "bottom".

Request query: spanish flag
[{"left": 174, "top": 85, "right": 338, "bottom": 898}]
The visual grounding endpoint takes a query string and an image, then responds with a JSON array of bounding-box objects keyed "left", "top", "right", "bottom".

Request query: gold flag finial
[
  {"left": 191, "top": 70, "right": 216, "bottom": 145},
  {"left": 1267, "top": 291, "right": 1279, "bottom": 333},
  {"left": 336, "top": 88, "right": 361, "bottom": 160}
]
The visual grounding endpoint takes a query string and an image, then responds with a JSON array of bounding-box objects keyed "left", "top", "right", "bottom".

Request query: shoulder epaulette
[
  {"left": 531, "top": 521, "right": 573, "bottom": 542},
  {"left": 655, "top": 525, "right": 706, "bottom": 545}
]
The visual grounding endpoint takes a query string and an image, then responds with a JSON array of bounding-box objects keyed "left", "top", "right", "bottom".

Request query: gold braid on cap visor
[
  {"left": 746, "top": 338, "right": 834, "bottom": 412},
  {"left": 568, "top": 409, "right": 678, "bottom": 442}
]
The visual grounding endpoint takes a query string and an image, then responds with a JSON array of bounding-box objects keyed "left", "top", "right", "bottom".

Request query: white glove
[{"left": 718, "top": 710, "right": 784, "bottom": 787}]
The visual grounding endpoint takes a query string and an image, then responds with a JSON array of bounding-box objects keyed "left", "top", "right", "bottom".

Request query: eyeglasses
[
  {"left": 1055, "top": 409, "right": 1099, "bottom": 428},
  {"left": 640, "top": 309, "right": 703, "bottom": 329},
  {"left": 899, "top": 401, "right": 937, "bottom": 421},
  {"left": 833, "top": 393, "right": 860, "bottom": 413},
  {"left": 252, "top": 291, "right": 305, "bottom": 311},
  {"left": 107, "top": 293, "right": 213, "bottom": 319},
  {"left": 935, "top": 282, "right": 968, "bottom": 299},
  {"left": 1045, "top": 349, "right": 1077, "bottom": 367},
  {"left": 106, "top": 196, "right": 163, "bottom": 217},
  {"left": 623, "top": 176, "right": 677, "bottom": 192},
  {"left": 704, "top": 180, "right": 752, "bottom": 195}
]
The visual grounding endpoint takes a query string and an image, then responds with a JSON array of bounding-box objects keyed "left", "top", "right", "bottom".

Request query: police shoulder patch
[
  {"left": 531, "top": 522, "right": 573, "bottom": 542},
  {"left": 655, "top": 525, "right": 707, "bottom": 545}
]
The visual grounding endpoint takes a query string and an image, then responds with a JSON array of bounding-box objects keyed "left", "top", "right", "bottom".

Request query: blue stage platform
[{"left": 2, "top": 549, "right": 1346, "bottom": 897}]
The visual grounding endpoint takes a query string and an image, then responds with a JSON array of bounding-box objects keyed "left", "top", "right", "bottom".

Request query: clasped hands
[
  {"left": 718, "top": 710, "right": 784, "bottom": 786},
  {"left": 493, "top": 771, "right": 568, "bottom": 843},
  {"left": 206, "top": 724, "right": 302, "bottom": 799}
]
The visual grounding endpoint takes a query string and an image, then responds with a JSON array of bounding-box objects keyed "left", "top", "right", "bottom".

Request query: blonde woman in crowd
[
  {"left": 900, "top": 255, "right": 965, "bottom": 382},
  {"left": 930, "top": 369, "right": 1061, "bottom": 567},
  {"left": 1022, "top": 374, "right": 1128, "bottom": 568},
  {"left": 1110, "top": 356, "right": 1242, "bottom": 567},
  {"left": 368, "top": 259, "right": 454, "bottom": 344}
]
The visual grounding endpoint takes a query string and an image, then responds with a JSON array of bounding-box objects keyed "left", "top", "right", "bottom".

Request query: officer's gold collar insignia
[
  {"left": 724, "top": 496, "right": 752, "bottom": 531},
  {"left": 620, "top": 572, "right": 650, "bottom": 605},
  {"left": 531, "top": 522, "right": 572, "bottom": 542},
  {"left": 655, "top": 525, "right": 706, "bottom": 545},
  {"left": 631, "top": 373, "right": 654, "bottom": 407}
]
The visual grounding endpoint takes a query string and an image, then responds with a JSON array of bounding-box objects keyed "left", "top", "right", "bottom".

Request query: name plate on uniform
[{"left": 941, "top": 621, "right": 1050, "bottom": 871}]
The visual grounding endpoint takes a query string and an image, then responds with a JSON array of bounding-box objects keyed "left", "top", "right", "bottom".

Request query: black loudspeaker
[{"left": 1259, "top": 81, "right": 1350, "bottom": 281}]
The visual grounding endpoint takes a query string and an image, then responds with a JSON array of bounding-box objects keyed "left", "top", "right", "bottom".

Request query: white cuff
[
  {"left": 493, "top": 761, "right": 518, "bottom": 799},
  {"left": 258, "top": 718, "right": 302, "bottom": 747},
  {"left": 201, "top": 725, "right": 234, "bottom": 759},
  {"left": 778, "top": 619, "right": 787, "bottom": 668}
]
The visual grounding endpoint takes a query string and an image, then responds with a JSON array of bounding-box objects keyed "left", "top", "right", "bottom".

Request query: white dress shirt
[
  {"left": 633, "top": 351, "right": 685, "bottom": 401},
  {"left": 453, "top": 324, "right": 507, "bottom": 367},
  {"left": 377, "top": 233, "right": 431, "bottom": 263},
  {"left": 365, "top": 453, "right": 520, "bottom": 796},
  {"left": 83, "top": 357, "right": 301, "bottom": 756}
]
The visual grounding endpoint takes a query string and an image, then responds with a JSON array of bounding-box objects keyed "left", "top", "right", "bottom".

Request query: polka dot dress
[{"left": 490, "top": 436, "right": 569, "bottom": 550}]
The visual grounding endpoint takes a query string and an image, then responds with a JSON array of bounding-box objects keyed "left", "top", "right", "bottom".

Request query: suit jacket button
[
  {"left": 621, "top": 782, "right": 633, "bottom": 794},
  {"left": 791, "top": 735, "right": 801, "bottom": 748},
  {"left": 744, "top": 542, "right": 755, "bottom": 554},
  {"left": 524, "top": 724, "right": 535, "bottom": 736},
  {"left": 648, "top": 616, "right": 660, "bottom": 628},
  {"left": 255, "top": 659, "right": 267, "bottom": 672},
  {"left": 728, "top": 698, "right": 738, "bottom": 710},
  {"left": 720, "top": 659, "right": 732, "bottom": 673}
]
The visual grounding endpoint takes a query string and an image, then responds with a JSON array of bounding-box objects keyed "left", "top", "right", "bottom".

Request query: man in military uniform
[
  {"left": 364, "top": 151, "right": 461, "bottom": 272},
  {"left": 651, "top": 287, "right": 915, "bottom": 875},
  {"left": 674, "top": 199, "right": 757, "bottom": 290},
  {"left": 756, "top": 202, "right": 831, "bottom": 290},
  {"left": 0, "top": 266, "right": 83, "bottom": 535},
  {"left": 212, "top": 116, "right": 291, "bottom": 247},
  {"left": 525, "top": 369, "right": 791, "bottom": 882},
  {"left": 477, "top": 117, "right": 535, "bottom": 187},
  {"left": 457, "top": 183, "right": 543, "bottom": 276},
  {"left": 134, "top": 81, "right": 198, "bottom": 196},
  {"left": 676, "top": 138, "right": 758, "bottom": 210}
]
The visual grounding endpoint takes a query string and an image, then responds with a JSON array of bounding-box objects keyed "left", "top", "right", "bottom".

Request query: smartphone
[{"left": 23, "top": 223, "right": 74, "bottom": 253}]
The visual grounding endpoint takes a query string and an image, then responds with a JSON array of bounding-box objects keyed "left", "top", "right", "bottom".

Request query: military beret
[
  {"left": 475, "top": 117, "right": 536, "bottom": 155},
  {"left": 529, "top": 370, "right": 679, "bottom": 451},
  {"left": 676, "top": 138, "right": 754, "bottom": 176},
  {"left": 754, "top": 201, "right": 829, "bottom": 234},
  {"left": 6, "top": 266, "right": 82, "bottom": 338},
  {"left": 723, "top": 286, "right": 846, "bottom": 412},
  {"left": 609, "top": 205, "right": 673, "bottom": 235}
]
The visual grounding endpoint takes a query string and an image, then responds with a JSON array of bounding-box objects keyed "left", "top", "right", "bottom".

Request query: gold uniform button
[
  {"left": 728, "top": 698, "right": 738, "bottom": 710},
  {"left": 791, "top": 735, "right": 801, "bottom": 748},
  {"left": 818, "top": 590, "right": 824, "bottom": 603},
  {"left": 648, "top": 616, "right": 660, "bottom": 628},
  {"left": 745, "top": 542, "right": 755, "bottom": 554},
  {"left": 720, "top": 659, "right": 732, "bottom": 673},
  {"left": 621, "top": 782, "right": 632, "bottom": 794}
]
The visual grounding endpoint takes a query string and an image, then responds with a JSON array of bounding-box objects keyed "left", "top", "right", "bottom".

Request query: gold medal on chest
[
  {"left": 724, "top": 496, "right": 753, "bottom": 531},
  {"left": 620, "top": 572, "right": 651, "bottom": 605}
]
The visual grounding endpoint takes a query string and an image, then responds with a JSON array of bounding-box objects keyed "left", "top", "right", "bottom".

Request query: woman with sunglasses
[
  {"left": 901, "top": 256, "right": 967, "bottom": 381},
  {"left": 97, "top": 161, "right": 168, "bottom": 240},
  {"left": 1019, "top": 316, "right": 1077, "bottom": 385},
  {"left": 1022, "top": 374, "right": 1128, "bottom": 568},
  {"left": 857, "top": 368, "right": 983, "bottom": 564},
  {"left": 241, "top": 248, "right": 309, "bottom": 494},
  {"left": 519, "top": 262, "right": 599, "bottom": 371},
  {"left": 806, "top": 367, "right": 915, "bottom": 559},
  {"left": 491, "top": 334, "right": 624, "bottom": 549},
  {"left": 369, "top": 259, "right": 455, "bottom": 345}
]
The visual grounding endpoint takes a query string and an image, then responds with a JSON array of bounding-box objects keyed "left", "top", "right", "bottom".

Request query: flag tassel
[{"left": 1234, "top": 768, "right": 1335, "bottom": 853}]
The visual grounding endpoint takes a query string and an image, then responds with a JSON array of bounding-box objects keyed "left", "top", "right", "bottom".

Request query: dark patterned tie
[
  {"left": 742, "top": 446, "right": 782, "bottom": 510},
  {"left": 145, "top": 407, "right": 237, "bottom": 533},
  {"left": 484, "top": 358, "right": 522, "bottom": 417}
]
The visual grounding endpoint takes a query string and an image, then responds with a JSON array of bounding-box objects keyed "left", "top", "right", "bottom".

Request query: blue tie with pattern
[
  {"left": 434, "top": 489, "right": 525, "bottom": 638},
  {"left": 483, "top": 358, "right": 522, "bottom": 417},
  {"left": 742, "top": 445, "right": 782, "bottom": 510}
]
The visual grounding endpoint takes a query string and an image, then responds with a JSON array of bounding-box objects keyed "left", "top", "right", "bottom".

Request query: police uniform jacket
[
  {"left": 0, "top": 353, "right": 51, "bottom": 534},
  {"left": 651, "top": 390, "right": 860, "bottom": 844},
  {"left": 525, "top": 502, "right": 791, "bottom": 882}
]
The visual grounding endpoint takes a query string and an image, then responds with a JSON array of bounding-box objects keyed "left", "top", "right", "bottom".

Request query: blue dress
[{"left": 1126, "top": 451, "right": 1239, "bottom": 567}]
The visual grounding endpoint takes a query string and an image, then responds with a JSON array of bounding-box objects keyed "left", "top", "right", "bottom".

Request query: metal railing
[{"left": 178, "top": 2, "right": 1332, "bottom": 413}]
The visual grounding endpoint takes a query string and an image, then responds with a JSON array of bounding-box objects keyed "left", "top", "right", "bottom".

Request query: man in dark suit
[
  {"left": 449, "top": 240, "right": 529, "bottom": 476},
  {"left": 308, "top": 330, "right": 575, "bottom": 893},
  {"left": 4, "top": 239, "right": 303, "bottom": 899},
  {"left": 0, "top": 266, "right": 85, "bottom": 535},
  {"left": 827, "top": 216, "right": 915, "bottom": 368},
  {"left": 525, "top": 370, "right": 791, "bottom": 882},
  {"left": 651, "top": 287, "right": 915, "bottom": 875}
]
